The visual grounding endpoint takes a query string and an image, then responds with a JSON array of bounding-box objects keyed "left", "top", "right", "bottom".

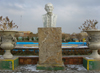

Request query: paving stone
[{"left": 0, "top": 65, "right": 100, "bottom": 73}]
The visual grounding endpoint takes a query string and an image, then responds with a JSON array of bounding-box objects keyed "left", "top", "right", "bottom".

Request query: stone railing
[
  {"left": 0, "top": 47, "right": 96, "bottom": 55},
  {"left": 1, "top": 47, "right": 100, "bottom": 65}
]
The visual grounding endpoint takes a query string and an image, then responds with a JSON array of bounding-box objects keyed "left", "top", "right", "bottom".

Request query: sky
[{"left": 0, "top": 0, "right": 100, "bottom": 34}]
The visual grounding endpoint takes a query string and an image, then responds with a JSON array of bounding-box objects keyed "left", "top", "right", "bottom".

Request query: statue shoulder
[
  {"left": 53, "top": 14, "right": 57, "bottom": 19},
  {"left": 42, "top": 14, "right": 47, "bottom": 17},
  {"left": 53, "top": 14, "right": 57, "bottom": 17}
]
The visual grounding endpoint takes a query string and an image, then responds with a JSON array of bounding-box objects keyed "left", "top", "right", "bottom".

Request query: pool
[
  {"left": 16, "top": 42, "right": 87, "bottom": 46},
  {"left": 14, "top": 42, "right": 87, "bottom": 52},
  {"left": 16, "top": 42, "right": 86, "bottom": 47}
]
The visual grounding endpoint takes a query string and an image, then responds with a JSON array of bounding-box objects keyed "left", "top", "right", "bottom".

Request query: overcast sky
[{"left": 0, "top": 0, "right": 100, "bottom": 34}]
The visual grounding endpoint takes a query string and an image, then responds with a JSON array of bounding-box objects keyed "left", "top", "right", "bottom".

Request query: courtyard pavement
[
  {"left": 0, "top": 55, "right": 100, "bottom": 73},
  {"left": 0, "top": 64, "right": 100, "bottom": 73}
]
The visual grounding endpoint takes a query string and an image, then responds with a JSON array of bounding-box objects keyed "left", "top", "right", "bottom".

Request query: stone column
[{"left": 37, "top": 27, "right": 64, "bottom": 70}]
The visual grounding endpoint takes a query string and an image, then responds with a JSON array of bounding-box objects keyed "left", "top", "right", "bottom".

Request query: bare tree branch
[
  {"left": 79, "top": 19, "right": 98, "bottom": 31},
  {"left": 0, "top": 16, "right": 18, "bottom": 30}
]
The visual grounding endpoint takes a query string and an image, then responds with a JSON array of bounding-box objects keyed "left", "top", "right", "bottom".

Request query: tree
[
  {"left": 27, "top": 36, "right": 29, "bottom": 40},
  {"left": 76, "top": 33, "right": 82, "bottom": 42},
  {"left": 36, "top": 37, "right": 38, "bottom": 41},
  {"left": 80, "top": 31, "right": 88, "bottom": 41},
  {"left": 30, "top": 32, "right": 33, "bottom": 34}
]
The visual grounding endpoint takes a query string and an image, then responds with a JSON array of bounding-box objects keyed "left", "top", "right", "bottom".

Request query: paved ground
[
  {"left": 0, "top": 55, "right": 100, "bottom": 73},
  {"left": 0, "top": 64, "right": 100, "bottom": 73}
]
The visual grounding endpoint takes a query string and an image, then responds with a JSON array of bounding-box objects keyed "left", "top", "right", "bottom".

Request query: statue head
[{"left": 45, "top": 3, "right": 54, "bottom": 13}]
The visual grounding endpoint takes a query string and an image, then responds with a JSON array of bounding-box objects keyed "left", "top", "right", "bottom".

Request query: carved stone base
[
  {"left": 3, "top": 50, "right": 13, "bottom": 59},
  {"left": 37, "top": 27, "right": 64, "bottom": 70},
  {"left": 90, "top": 50, "right": 100, "bottom": 59},
  {"left": 37, "top": 63, "right": 65, "bottom": 70},
  {"left": 83, "top": 57, "right": 100, "bottom": 70},
  {"left": 0, "top": 57, "right": 19, "bottom": 70}
]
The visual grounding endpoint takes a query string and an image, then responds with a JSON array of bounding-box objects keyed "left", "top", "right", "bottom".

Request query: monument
[{"left": 37, "top": 3, "right": 64, "bottom": 70}]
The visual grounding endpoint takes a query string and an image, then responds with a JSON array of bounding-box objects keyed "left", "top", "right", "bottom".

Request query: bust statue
[{"left": 42, "top": 3, "right": 57, "bottom": 27}]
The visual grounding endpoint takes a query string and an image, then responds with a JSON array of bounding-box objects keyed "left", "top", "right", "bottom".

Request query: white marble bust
[{"left": 42, "top": 3, "right": 57, "bottom": 27}]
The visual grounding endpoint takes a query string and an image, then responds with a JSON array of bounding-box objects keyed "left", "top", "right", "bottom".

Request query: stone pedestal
[
  {"left": 83, "top": 57, "right": 100, "bottom": 70},
  {"left": 37, "top": 27, "right": 64, "bottom": 70},
  {"left": 0, "top": 57, "right": 19, "bottom": 70}
]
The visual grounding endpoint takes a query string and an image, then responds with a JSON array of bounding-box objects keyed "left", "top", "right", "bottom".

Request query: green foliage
[
  {"left": 36, "top": 37, "right": 38, "bottom": 41},
  {"left": 27, "top": 36, "right": 29, "bottom": 40},
  {"left": 16, "top": 37, "right": 18, "bottom": 41},
  {"left": 66, "top": 39, "right": 70, "bottom": 42},
  {"left": 32, "top": 37, "right": 34, "bottom": 41},
  {"left": 62, "top": 38, "right": 65, "bottom": 42}
]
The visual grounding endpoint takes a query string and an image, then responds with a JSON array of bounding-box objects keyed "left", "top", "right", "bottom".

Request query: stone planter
[
  {"left": 85, "top": 30, "right": 100, "bottom": 59},
  {"left": 0, "top": 30, "right": 18, "bottom": 59}
]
